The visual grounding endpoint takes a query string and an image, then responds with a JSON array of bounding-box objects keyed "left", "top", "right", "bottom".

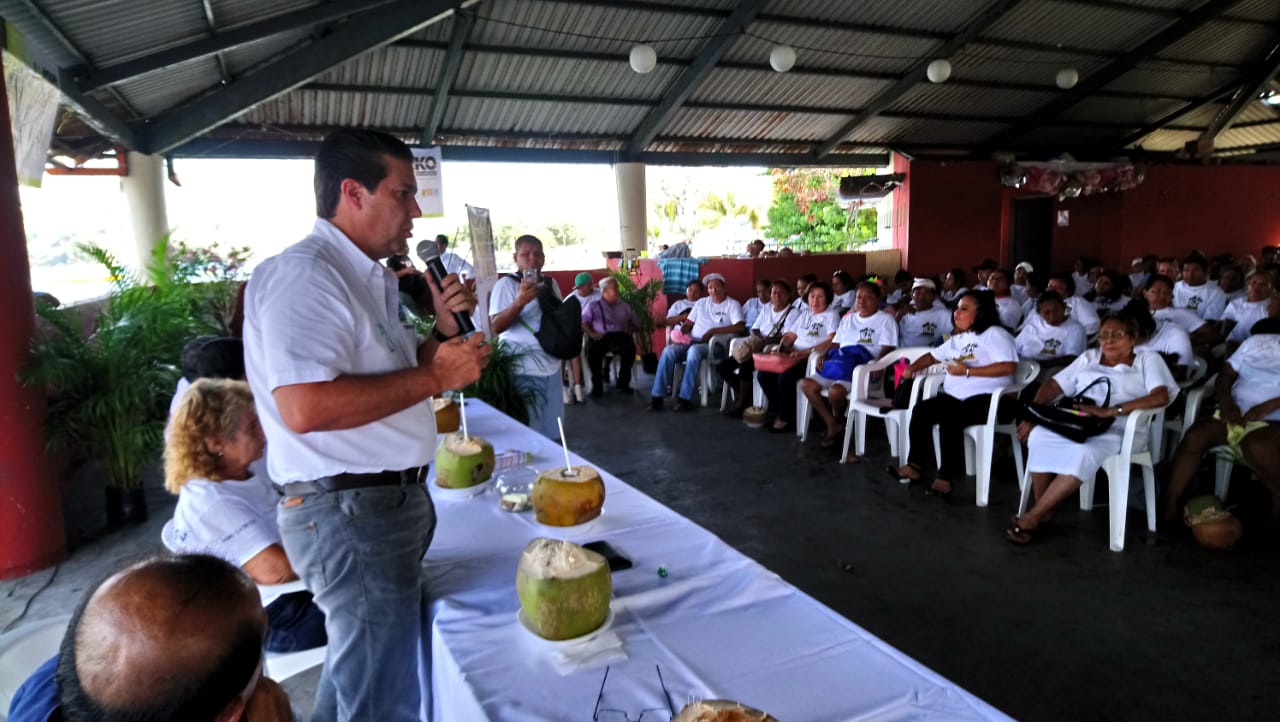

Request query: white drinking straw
[
  {"left": 557, "top": 416, "right": 575, "bottom": 475},
  {"left": 459, "top": 392, "right": 469, "bottom": 441}
]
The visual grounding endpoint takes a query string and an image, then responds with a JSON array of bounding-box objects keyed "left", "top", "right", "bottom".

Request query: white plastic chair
[
  {"left": 796, "top": 353, "right": 824, "bottom": 440},
  {"left": 719, "top": 338, "right": 766, "bottom": 411},
  {"left": 1153, "top": 357, "right": 1209, "bottom": 461},
  {"left": 959, "top": 360, "right": 1040, "bottom": 507},
  {"left": 699, "top": 333, "right": 740, "bottom": 406},
  {"left": 1018, "top": 408, "right": 1162, "bottom": 552},
  {"left": 0, "top": 616, "right": 70, "bottom": 721},
  {"left": 841, "top": 347, "right": 937, "bottom": 466}
]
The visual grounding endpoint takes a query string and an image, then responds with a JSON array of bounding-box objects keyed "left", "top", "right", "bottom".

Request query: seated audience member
[
  {"left": 1163, "top": 318, "right": 1280, "bottom": 523},
  {"left": 1015, "top": 291, "right": 1087, "bottom": 370},
  {"left": 719, "top": 280, "right": 795, "bottom": 416},
  {"left": 385, "top": 254, "right": 416, "bottom": 278},
  {"left": 1174, "top": 253, "right": 1227, "bottom": 321},
  {"left": 973, "top": 260, "right": 996, "bottom": 291},
  {"left": 739, "top": 239, "right": 765, "bottom": 259},
  {"left": 757, "top": 281, "right": 839, "bottom": 434},
  {"left": 1145, "top": 274, "right": 1216, "bottom": 348},
  {"left": 885, "top": 270, "right": 913, "bottom": 307},
  {"left": 6, "top": 553, "right": 292, "bottom": 722},
  {"left": 1128, "top": 257, "right": 1150, "bottom": 294},
  {"left": 742, "top": 278, "right": 771, "bottom": 328},
  {"left": 1071, "top": 257, "right": 1093, "bottom": 297},
  {"left": 435, "top": 234, "right": 475, "bottom": 277},
  {"left": 897, "top": 278, "right": 953, "bottom": 347},
  {"left": 1135, "top": 299, "right": 1195, "bottom": 378},
  {"left": 1156, "top": 257, "right": 1180, "bottom": 281},
  {"left": 664, "top": 280, "right": 704, "bottom": 337},
  {"left": 777, "top": 246, "right": 795, "bottom": 257},
  {"left": 1046, "top": 272, "right": 1100, "bottom": 335},
  {"left": 1218, "top": 265, "right": 1246, "bottom": 303},
  {"left": 1011, "top": 262, "right": 1034, "bottom": 304},
  {"left": 165, "top": 379, "right": 325, "bottom": 653},
  {"left": 650, "top": 273, "right": 745, "bottom": 412},
  {"left": 1086, "top": 270, "right": 1131, "bottom": 314},
  {"left": 170, "top": 336, "right": 246, "bottom": 422},
  {"left": 940, "top": 268, "right": 968, "bottom": 307},
  {"left": 987, "top": 268, "right": 1023, "bottom": 330},
  {"left": 794, "top": 274, "right": 818, "bottom": 311},
  {"left": 581, "top": 276, "right": 640, "bottom": 396},
  {"left": 831, "top": 271, "right": 856, "bottom": 315},
  {"left": 1018, "top": 272, "right": 1045, "bottom": 324},
  {"left": 565, "top": 272, "right": 603, "bottom": 404},
  {"left": 1008, "top": 304, "right": 1176, "bottom": 544},
  {"left": 1222, "top": 270, "right": 1274, "bottom": 346},
  {"left": 890, "top": 291, "right": 1018, "bottom": 496},
  {"left": 799, "top": 281, "right": 899, "bottom": 446}
]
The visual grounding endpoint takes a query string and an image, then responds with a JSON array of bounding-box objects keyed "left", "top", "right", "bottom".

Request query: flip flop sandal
[{"left": 1004, "top": 523, "right": 1036, "bottom": 545}]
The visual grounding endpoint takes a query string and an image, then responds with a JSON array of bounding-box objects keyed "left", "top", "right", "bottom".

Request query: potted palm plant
[
  {"left": 22, "top": 242, "right": 221, "bottom": 525},
  {"left": 608, "top": 269, "right": 662, "bottom": 375}
]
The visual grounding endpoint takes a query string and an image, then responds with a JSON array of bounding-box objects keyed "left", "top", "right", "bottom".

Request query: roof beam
[
  {"left": 977, "top": 0, "right": 1240, "bottom": 153},
  {"left": 625, "top": 0, "right": 769, "bottom": 154},
  {"left": 55, "top": 69, "right": 142, "bottom": 149},
  {"left": 1199, "top": 40, "right": 1280, "bottom": 144},
  {"left": 198, "top": 0, "right": 232, "bottom": 85},
  {"left": 73, "top": 0, "right": 404, "bottom": 91},
  {"left": 140, "top": 0, "right": 467, "bottom": 155},
  {"left": 813, "top": 0, "right": 1025, "bottom": 158},
  {"left": 1122, "top": 79, "right": 1244, "bottom": 146},
  {"left": 419, "top": 8, "right": 474, "bottom": 146},
  {"left": 1056, "top": 0, "right": 1277, "bottom": 29}
]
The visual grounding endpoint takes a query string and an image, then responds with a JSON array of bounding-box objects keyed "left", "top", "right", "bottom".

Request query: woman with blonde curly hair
[{"left": 165, "top": 378, "right": 326, "bottom": 652}]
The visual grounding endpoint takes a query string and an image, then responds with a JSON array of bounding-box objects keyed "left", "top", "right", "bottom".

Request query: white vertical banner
[
  {"left": 3, "top": 49, "right": 61, "bottom": 187},
  {"left": 411, "top": 146, "right": 444, "bottom": 217},
  {"left": 466, "top": 204, "right": 496, "bottom": 279}
]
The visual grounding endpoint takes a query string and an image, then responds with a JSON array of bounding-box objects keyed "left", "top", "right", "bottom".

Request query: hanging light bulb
[
  {"left": 1056, "top": 68, "right": 1079, "bottom": 90},
  {"left": 769, "top": 45, "right": 796, "bottom": 73},
  {"left": 629, "top": 44, "right": 657, "bottom": 74},
  {"left": 925, "top": 59, "right": 952, "bottom": 84}
]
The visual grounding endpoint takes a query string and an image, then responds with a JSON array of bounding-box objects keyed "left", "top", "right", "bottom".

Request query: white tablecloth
[{"left": 424, "top": 401, "right": 1011, "bottom": 722}]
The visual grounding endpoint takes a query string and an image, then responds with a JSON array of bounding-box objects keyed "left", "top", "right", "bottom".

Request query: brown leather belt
[{"left": 282, "top": 466, "right": 427, "bottom": 496}]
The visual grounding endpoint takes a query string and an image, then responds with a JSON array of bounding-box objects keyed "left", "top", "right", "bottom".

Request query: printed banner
[
  {"left": 411, "top": 146, "right": 444, "bottom": 217},
  {"left": 466, "top": 204, "right": 496, "bottom": 279},
  {"left": 3, "top": 49, "right": 61, "bottom": 187}
]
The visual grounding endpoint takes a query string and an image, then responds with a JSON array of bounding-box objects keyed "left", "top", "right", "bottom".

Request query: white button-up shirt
[{"left": 244, "top": 219, "right": 435, "bottom": 483}]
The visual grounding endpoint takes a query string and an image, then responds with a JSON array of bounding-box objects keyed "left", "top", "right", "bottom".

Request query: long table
[{"left": 424, "top": 401, "right": 1011, "bottom": 721}]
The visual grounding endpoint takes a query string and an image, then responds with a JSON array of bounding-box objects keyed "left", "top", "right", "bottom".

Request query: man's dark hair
[
  {"left": 893, "top": 269, "right": 912, "bottom": 284},
  {"left": 1048, "top": 271, "right": 1076, "bottom": 296},
  {"left": 798, "top": 273, "right": 818, "bottom": 285},
  {"left": 56, "top": 554, "right": 264, "bottom": 722},
  {"left": 1105, "top": 299, "right": 1156, "bottom": 340},
  {"left": 180, "top": 336, "right": 245, "bottom": 382},
  {"left": 947, "top": 267, "right": 967, "bottom": 286},
  {"left": 386, "top": 254, "right": 413, "bottom": 272},
  {"left": 435, "top": 234, "right": 449, "bottom": 247},
  {"left": 855, "top": 280, "right": 882, "bottom": 299},
  {"left": 1145, "top": 273, "right": 1175, "bottom": 293},
  {"left": 1036, "top": 290, "right": 1065, "bottom": 309},
  {"left": 514, "top": 234, "right": 543, "bottom": 252},
  {"left": 1181, "top": 253, "right": 1208, "bottom": 272},
  {"left": 314, "top": 129, "right": 413, "bottom": 219},
  {"left": 960, "top": 290, "right": 1001, "bottom": 334}
]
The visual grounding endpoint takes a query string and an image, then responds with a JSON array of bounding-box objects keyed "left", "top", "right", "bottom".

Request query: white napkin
[{"left": 552, "top": 630, "right": 628, "bottom": 675}]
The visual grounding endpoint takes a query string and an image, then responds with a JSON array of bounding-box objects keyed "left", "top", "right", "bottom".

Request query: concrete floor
[{"left": 4, "top": 388, "right": 1277, "bottom": 722}]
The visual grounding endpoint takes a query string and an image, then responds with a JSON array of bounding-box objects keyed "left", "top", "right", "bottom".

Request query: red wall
[{"left": 904, "top": 159, "right": 1280, "bottom": 277}]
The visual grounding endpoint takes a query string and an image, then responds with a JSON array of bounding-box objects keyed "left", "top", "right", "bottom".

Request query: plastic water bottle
[{"left": 493, "top": 450, "right": 533, "bottom": 472}]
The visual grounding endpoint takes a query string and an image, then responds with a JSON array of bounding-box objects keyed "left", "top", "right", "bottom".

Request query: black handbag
[{"left": 1016, "top": 377, "right": 1115, "bottom": 443}]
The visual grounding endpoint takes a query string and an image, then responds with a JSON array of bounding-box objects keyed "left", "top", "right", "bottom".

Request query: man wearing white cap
[
  {"left": 650, "top": 273, "right": 744, "bottom": 411},
  {"left": 897, "top": 278, "right": 953, "bottom": 347},
  {"left": 1129, "top": 257, "right": 1149, "bottom": 292},
  {"left": 1012, "top": 262, "right": 1034, "bottom": 305}
]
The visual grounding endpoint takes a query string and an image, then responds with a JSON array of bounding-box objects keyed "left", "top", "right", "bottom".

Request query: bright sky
[{"left": 19, "top": 159, "right": 774, "bottom": 301}]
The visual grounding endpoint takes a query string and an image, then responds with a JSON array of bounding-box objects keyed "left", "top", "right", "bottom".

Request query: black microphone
[{"left": 416, "top": 240, "right": 476, "bottom": 336}]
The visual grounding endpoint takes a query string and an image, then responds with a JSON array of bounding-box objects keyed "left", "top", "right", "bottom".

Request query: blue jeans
[
  {"left": 516, "top": 372, "right": 564, "bottom": 440},
  {"left": 650, "top": 343, "right": 711, "bottom": 401},
  {"left": 278, "top": 484, "right": 436, "bottom": 722}
]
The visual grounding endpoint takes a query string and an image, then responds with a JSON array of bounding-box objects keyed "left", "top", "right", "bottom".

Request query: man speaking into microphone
[{"left": 243, "top": 129, "right": 487, "bottom": 722}]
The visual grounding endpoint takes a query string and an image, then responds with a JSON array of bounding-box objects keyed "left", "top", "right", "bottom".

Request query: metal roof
[{"left": 1, "top": 0, "right": 1277, "bottom": 166}]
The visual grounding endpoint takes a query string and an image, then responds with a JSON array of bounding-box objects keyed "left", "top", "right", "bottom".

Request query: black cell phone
[{"left": 582, "top": 541, "right": 633, "bottom": 572}]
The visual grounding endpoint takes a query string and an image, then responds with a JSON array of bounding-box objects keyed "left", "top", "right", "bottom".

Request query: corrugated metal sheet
[
  {"left": 222, "top": 30, "right": 313, "bottom": 77},
  {"left": 720, "top": 20, "right": 940, "bottom": 75},
  {"left": 889, "top": 83, "right": 1057, "bottom": 118},
  {"left": 457, "top": 52, "right": 677, "bottom": 99},
  {"left": 467, "top": 0, "right": 720, "bottom": 61},
  {"left": 1223, "top": 0, "right": 1280, "bottom": 22},
  {"left": 212, "top": 0, "right": 325, "bottom": 29},
  {"left": 983, "top": 0, "right": 1173, "bottom": 52},
  {"left": 1058, "top": 95, "right": 1188, "bottom": 126},
  {"left": 954, "top": 42, "right": 1110, "bottom": 86},
  {"left": 1216, "top": 121, "right": 1280, "bottom": 149},
  {"left": 43, "top": 0, "right": 208, "bottom": 67},
  {"left": 763, "top": 0, "right": 991, "bottom": 34},
  {"left": 843, "top": 115, "right": 1006, "bottom": 145},
  {"left": 315, "top": 45, "right": 446, "bottom": 90},
  {"left": 1159, "top": 18, "right": 1277, "bottom": 65},
  {"left": 663, "top": 107, "right": 849, "bottom": 142},
  {"left": 1137, "top": 128, "right": 1201, "bottom": 151},
  {"left": 113, "top": 56, "right": 223, "bottom": 116},
  {"left": 1104, "top": 65, "right": 1240, "bottom": 99},
  {"left": 690, "top": 67, "right": 892, "bottom": 111},
  {"left": 1014, "top": 124, "right": 1124, "bottom": 148},
  {"left": 444, "top": 96, "right": 646, "bottom": 136},
  {"left": 242, "top": 88, "right": 431, "bottom": 128}
]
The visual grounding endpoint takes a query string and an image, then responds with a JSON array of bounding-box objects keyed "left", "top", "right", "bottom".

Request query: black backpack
[{"left": 510, "top": 274, "right": 583, "bottom": 360}]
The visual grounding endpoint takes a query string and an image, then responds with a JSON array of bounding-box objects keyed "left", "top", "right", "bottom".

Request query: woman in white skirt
[{"left": 1007, "top": 304, "right": 1177, "bottom": 544}]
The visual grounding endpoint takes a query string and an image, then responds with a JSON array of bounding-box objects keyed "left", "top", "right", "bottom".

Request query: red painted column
[{"left": 0, "top": 52, "right": 66, "bottom": 579}]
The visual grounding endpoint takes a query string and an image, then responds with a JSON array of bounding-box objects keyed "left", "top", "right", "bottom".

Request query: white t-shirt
[
  {"left": 1091, "top": 295, "right": 1128, "bottom": 314},
  {"left": 1015, "top": 318, "right": 1087, "bottom": 361},
  {"left": 834, "top": 310, "right": 899, "bottom": 351},
  {"left": 1152, "top": 306, "right": 1205, "bottom": 335},
  {"left": 1053, "top": 348, "right": 1178, "bottom": 408},
  {"left": 1072, "top": 272, "right": 1091, "bottom": 297},
  {"left": 170, "top": 476, "right": 281, "bottom": 566},
  {"left": 994, "top": 296, "right": 1023, "bottom": 330},
  {"left": 1064, "top": 296, "right": 1100, "bottom": 336},
  {"left": 885, "top": 289, "right": 907, "bottom": 306},
  {"left": 489, "top": 275, "right": 564, "bottom": 376},
  {"left": 790, "top": 297, "right": 807, "bottom": 311},
  {"left": 751, "top": 304, "right": 794, "bottom": 337},
  {"left": 569, "top": 288, "right": 602, "bottom": 315},
  {"left": 898, "top": 306, "right": 952, "bottom": 347},
  {"left": 668, "top": 298, "right": 696, "bottom": 319},
  {"left": 742, "top": 296, "right": 766, "bottom": 328},
  {"left": 831, "top": 290, "right": 856, "bottom": 314},
  {"left": 785, "top": 308, "right": 841, "bottom": 351},
  {"left": 934, "top": 326, "right": 1018, "bottom": 400},
  {"left": 244, "top": 219, "right": 435, "bottom": 483},
  {"left": 1136, "top": 321, "right": 1194, "bottom": 368},
  {"left": 1223, "top": 297, "right": 1270, "bottom": 343},
  {"left": 1173, "top": 280, "right": 1227, "bottom": 320},
  {"left": 440, "top": 251, "right": 475, "bottom": 278},
  {"left": 940, "top": 286, "right": 968, "bottom": 306},
  {"left": 688, "top": 296, "right": 744, "bottom": 339},
  {"left": 1223, "top": 288, "right": 1246, "bottom": 304},
  {"left": 1228, "top": 334, "right": 1280, "bottom": 422}
]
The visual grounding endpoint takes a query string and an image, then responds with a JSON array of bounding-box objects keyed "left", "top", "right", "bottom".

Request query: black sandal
[
  {"left": 884, "top": 464, "right": 921, "bottom": 483},
  {"left": 1004, "top": 523, "right": 1036, "bottom": 545},
  {"left": 925, "top": 480, "right": 953, "bottom": 499}
]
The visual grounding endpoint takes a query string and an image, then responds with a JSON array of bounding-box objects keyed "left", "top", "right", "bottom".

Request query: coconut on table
[
  {"left": 531, "top": 465, "right": 605, "bottom": 526},
  {"left": 516, "top": 538, "right": 612, "bottom": 640},
  {"left": 434, "top": 432, "right": 495, "bottom": 488}
]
